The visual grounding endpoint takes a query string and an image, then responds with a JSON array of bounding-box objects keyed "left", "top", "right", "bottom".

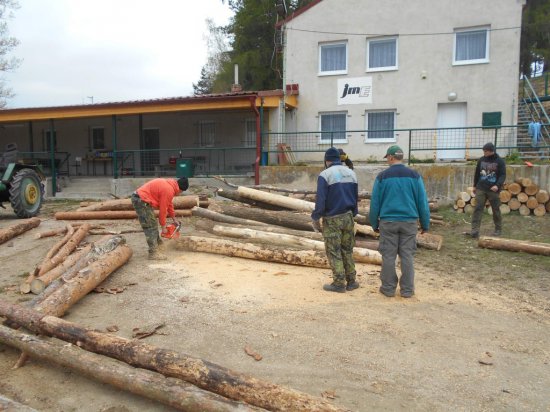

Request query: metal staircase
[{"left": 517, "top": 75, "right": 550, "bottom": 159}]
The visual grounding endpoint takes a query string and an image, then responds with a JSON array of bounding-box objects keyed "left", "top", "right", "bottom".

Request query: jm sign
[{"left": 337, "top": 77, "right": 372, "bottom": 105}]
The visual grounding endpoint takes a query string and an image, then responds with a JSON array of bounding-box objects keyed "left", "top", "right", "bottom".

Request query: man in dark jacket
[
  {"left": 312, "top": 147, "right": 359, "bottom": 293},
  {"left": 468, "top": 142, "right": 506, "bottom": 238}
]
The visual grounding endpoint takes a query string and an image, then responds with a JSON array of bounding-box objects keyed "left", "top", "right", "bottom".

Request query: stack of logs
[{"left": 454, "top": 177, "right": 550, "bottom": 217}]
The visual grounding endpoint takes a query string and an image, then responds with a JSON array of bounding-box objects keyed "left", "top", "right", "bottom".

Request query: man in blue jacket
[
  {"left": 369, "top": 145, "right": 430, "bottom": 298},
  {"left": 312, "top": 147, "right": 359, "bottom": 293}
]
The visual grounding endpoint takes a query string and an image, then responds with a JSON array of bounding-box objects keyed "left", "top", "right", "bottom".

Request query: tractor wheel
[{"left": 9, "top": 168, "right": 43, "bottom": 218}]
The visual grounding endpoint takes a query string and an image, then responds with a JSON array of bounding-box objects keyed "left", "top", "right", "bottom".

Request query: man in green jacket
[{"left": 369, "top": 145, "right": 430, "bottom": 298}]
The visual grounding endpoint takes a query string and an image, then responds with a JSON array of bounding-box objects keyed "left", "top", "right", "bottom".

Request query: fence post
[
  {"left": 408, "top": 129, "right": 412, "bottom": 165},
  {"left": 49, "top": 119, "right": 57, "bottom": 196},
  {"left": 112, "top": 115, "right": 118, "bottom": 179},
  {"left": 494, "top": 128, "right": 498, "bottom": 149},
  {"left": 330, "top": 132, "right": 334, "bottom": 147}
]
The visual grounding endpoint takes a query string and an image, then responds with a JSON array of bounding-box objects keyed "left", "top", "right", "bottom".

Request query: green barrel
[{"left": 176, "top": 158, "right": 193, "bottom": 178}]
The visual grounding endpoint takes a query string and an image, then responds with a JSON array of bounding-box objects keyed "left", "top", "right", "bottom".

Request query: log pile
[{"left": 454, "top": 177, "right": 550, "bottom": 217}]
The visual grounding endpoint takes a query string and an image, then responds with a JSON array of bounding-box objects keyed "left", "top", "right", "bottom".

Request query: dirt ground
[{"left": 0, "top": 199, "right": 550, "bottom": 412}]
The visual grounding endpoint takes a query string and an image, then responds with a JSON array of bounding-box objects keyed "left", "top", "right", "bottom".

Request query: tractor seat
[{"left": 0, "top": 143, "right": 18, "bottom": 167}]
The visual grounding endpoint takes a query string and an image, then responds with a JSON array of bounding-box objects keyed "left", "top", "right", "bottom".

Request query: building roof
[
  {"left": 0, "top": 89, "right": 298, "bottom": 123},
  {"left": 275, "top": 0, "right": 322, "bottom": 28}
]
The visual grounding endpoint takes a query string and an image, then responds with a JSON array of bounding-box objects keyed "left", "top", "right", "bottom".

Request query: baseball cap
[
  {"left": 384, "top": 145, "right": 404, "bottom": 158},
  {"left": 324, "top": 147, "right": 340, "bottom": 162}
]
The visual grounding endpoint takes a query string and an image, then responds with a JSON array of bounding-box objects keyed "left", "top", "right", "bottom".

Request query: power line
[{"left": 285, "top": 26, "right": 521, "bottom": 37}]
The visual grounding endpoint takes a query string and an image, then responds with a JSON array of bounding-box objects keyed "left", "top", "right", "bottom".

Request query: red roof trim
[{"left": 275, "top": 0, "right": 323, "bottom": 28}]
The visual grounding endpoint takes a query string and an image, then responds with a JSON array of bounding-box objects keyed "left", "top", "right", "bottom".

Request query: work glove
[{"left": 311, "top": 219, "right": 322, "bottom": 233}]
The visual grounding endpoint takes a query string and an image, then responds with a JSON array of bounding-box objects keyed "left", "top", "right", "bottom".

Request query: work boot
[
  {"left": 346, "top": 280, "right": 360, "bottom": 291},
  {"left": 148, "top": 250, "right": 167, "bottom": 261},
  {"left": 465, "top": 231, "right": 479, "bottom": 239},
  {"left": 323, "top": 283, "right": 346, "bottom": 293},
  {"left": 492, "top": 229, "right": 501, "bottom": 237}
]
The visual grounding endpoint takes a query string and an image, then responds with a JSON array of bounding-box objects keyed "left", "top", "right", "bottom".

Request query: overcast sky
[{"left": 4, "top": 0, "right": 233, "bottom": 109}]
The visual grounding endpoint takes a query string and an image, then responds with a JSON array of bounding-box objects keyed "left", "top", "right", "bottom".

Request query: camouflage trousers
[
  {"left": 322, "top": 211, "right": 356, "bottom": 287},
  {"left": 131, "top": 193, "right": 161, "bottom": 254}
]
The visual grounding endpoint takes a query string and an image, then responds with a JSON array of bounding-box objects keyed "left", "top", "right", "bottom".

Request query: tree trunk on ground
[
  {"left": 237, "top": 186, "right": 315, "bottom": 213},
  {"left": 55, "top": 210, "right": 192, "bottom": 220},
  {"left": 211, "top": 225, "right": 382, "bottom": 265},
  {"left": 536, "top": 190, "right": 549, "bottom": 204},
  {"left": 192, "top": 207, "right": 269, "bottom": 227},
  {"left": 76, "top": 196, "right": 203, "bottom": 212},
  {"left": 0, "top": 325, "right": 264, "bottom": 412},
  {"left": 216, "top": 189, "right": 288, "bottom": 211},
  {"left": 38, "top": 224, "right": 91, "bottom": 276},
  {"left": 0, "top": 302, "right": 347, "bottom": 412},
  {"left": 0, "top": 217, "right": 41, "bottom": 245},
  {"left": 478, "top": 236, "right": 550, "bottom": 256},
  {"left": 29, "top": 244, "right": 93, "bottom": 294},
  {"left": 354, "top": 238, "right": 379, "bottom": 250},
  {"left": 177, "top": 236, "right": 331, "bottom": 268},
  {"left": 416, "top": 232, "right": 443, "bottom": 251},
  {"left": 34, "top": 244, "right": 133, "bottom": 317}
]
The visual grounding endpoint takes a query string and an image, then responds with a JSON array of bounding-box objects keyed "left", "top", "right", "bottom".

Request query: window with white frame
[
  {"left": 453, "top": 27, "right": 489, "bottom": 65},
  {"left": 91, "top": 127, "right": 105, "bottom": 150},
  {"left": 320, "top": 112, "right": 347, "bottom": 143},
  {"left": 198, "top": 121, "right": 215, "bottom": 147},
  {"left": 319, "top": 41, "right": 347, "bottom": 75},
  {"left": 367, "top": 37, "right": 398, "bottom": 71},
  {"left": 244, "top": 119, "right": 256, "bottom": 147},
  {"left": 365, "top": 111, "right": 396, "bottom": 141}
]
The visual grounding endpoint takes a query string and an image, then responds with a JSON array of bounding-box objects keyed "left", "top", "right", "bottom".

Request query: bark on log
[
  {"left": 0, "top": 217, "right": 41, "bottom": 245},
  {"left": 192, "top": 206, "right": 269, "bottom": 227},
  {"left": 478, "top": 236, "right": 550, "bottom": 256},
  {"left": 213, "top": 204, "right": 312, "bottom": 231},
  {"left": 177, "top": 236, "right": 331, "bottom": 268},
  {"left": 76, "top": 195, "right": 203, "bottom": 212},
  {"left": 0, "top": 302, "right": 348, "bottom": 412},
  {"left": 536, "top": 189, "right": 549, "bottom": 204},
  {"left": 38, "top": 224, "right": 91, "bottom": 276},
  {"left": 416, "top": 232, "right": 443, "bottom": 251},
  {"left": 237, "top": 186, "right": 315, "bottom": 213},
  {"left": 211, "top": 225, "right": 382, "bottom": 265},
  {"left": 216, "top": 189, "right": 287, "bottom": 211},
  {"left": 354, "top": 238, "right": 380, "bottom": 250},
  {"left": 0, "top": 394, "right": 38, "bottom": 412},
  {"left": 34, "top": 244, "right": 133, "bottom": 317},
  {"left": 507, "top": 182, "right": 522, "bottom": 195},
  {"left": 29, "top": 244, "right": 93, "bottom": 294},
  {"left": 0, "top": 325, "right": 264, "bottom": 412},
  {"left": 55, "top": 210, "right": 192, "bottom": 220}
]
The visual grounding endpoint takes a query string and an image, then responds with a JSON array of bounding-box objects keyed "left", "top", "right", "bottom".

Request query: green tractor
[{"left": 0, "top": 143, "right": 45, "bottom": 218}]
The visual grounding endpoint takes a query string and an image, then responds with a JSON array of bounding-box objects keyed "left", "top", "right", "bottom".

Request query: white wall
[{"left": 283, "top": 0, "right": 525, "bottom": 161}]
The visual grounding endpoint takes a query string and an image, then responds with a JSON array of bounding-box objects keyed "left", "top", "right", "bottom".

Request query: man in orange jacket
[{"left": 131, "top": 177, "right": 189, "bottom": 260}]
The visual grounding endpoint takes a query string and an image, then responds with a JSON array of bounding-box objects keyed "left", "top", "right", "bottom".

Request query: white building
[{"left": 277, "top": 0, "right": 525, "bottom": 161}]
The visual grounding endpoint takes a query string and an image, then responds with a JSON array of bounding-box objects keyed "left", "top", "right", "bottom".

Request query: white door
[{"left": 437, "top": 103, "right": 467, "bottom": 160}]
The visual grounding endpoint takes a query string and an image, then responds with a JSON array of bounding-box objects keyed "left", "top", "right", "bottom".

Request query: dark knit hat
[
  {"left": 324, "top": 147, "right": 340, "bottom": 162},
  {"left": 177, "top": 177, "right": 189, "bottom": 191},
  {"left": 482, "top": 142, "right": 495, "bottom": 152}
]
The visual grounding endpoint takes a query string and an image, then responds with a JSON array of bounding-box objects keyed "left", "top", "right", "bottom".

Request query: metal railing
[
  {"left": 18, "top": 151, "right": 71, "bottom": 176},
  {"left": 521, "top": 75, "right": 550, "bottom": 149}
]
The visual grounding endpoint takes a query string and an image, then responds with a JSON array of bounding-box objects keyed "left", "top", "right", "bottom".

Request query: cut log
[
  {"left": 526, "top": 196, "right": 539, "bottom": 210},
  {"left": 38, "top": 224, "right": 91, "bottom": 276},
  {"left": 213, "top": 204, "right": 312, "bottom": 231},
  {"left": 211, "top": 225, "right": 382, "bottom": 265},
  {"left": 416, "top": 232, "right": 443, "bottom": 251},
  {"left": 76, "top": 195, "right": 202, "bottom": 212},
  {"left": 0, "top": 217, "right": 41, "bottom": 245},
  {"left": 29, "top": 244, "right": 93, "bottom": 294},
  {"left": 354, "top": 238, "right": 380, "bottom": 250},
  {"left": 533, "top": 205, "right": 547, "bottom": 217},
  {"left": 508, "top": 197, "right": 521, "bottom": 210},
  {"left": 478, "top": 236, "right": 550, "bottom": 256},
  {"left": 536, "top": 190, "right": 549, "bottom": 204},
  {"left": 456, "top": 199, "right": 466, "bottom": 208},
  {"left": 192, "top": 206, "right": 269, "bottom": 227},
  {"left": 237, "top": 186, "right": 315, "bottom": 213},
  {"left": 216, "top": 189, "right": 287, "bottom": 211},
  {"left": 457, "top": 192, "right": 471, "bottom": 202},
  {"left": 517, "top": 192, "right": 528, "bottom": 203},
  {"left": 34, "top": 243, "right": 133, "bottom": 317},
  {"left": 524, "top": 183, "right": 539, "bottom": 196},
  {"left": 518, "top": 205, "right": 531, "bottom": 216},
  {"left": 464, "top": 204, "right": 474, "bottom": 214},
  {"left": 0, "top": 325, "right": 264, "bottom": 412},
  {"left": 177, "top": 236, "right": 331, "bottom": 268},
  {"left": 516, "top": 177, "right": 532, "bottom": 188},
  {"left": 499, "top": 190, "right": 511, "bottom": 203},
  {"left": 499, "top": 204, "right": 511, "bottom": 215},
  {"left": 55, "top": 210, "right": 192, "bottom": 220},
  {"left": 470, "top": 197, "right": 477, "bottom": 207},
  {"left": 507, "top": 182, "right": 522, "bottom": 195},
  {"left": 0, "top": 302, "right": 348, "bottom": 412}
]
